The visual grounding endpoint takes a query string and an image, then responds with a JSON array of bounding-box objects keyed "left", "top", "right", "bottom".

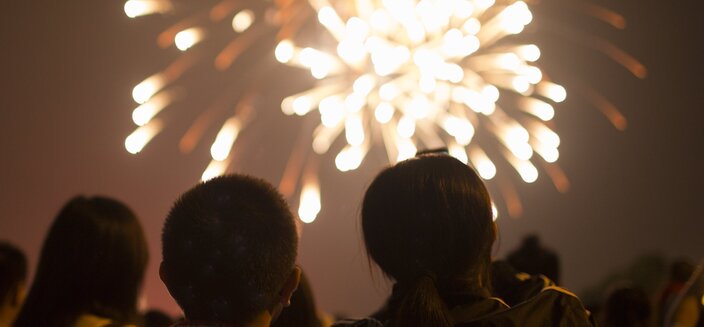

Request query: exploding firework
[
  {"left": 276, "top": 0, "right": 565, "bottom": 221},
  {"left": 123, "top": 0, "right": 644, "bottom": 222}
]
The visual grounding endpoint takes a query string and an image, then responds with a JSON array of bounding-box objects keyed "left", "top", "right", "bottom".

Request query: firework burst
[
  {"left": 122, "top": 0, "right": 643, "bottom": 222},
  {"left": 275, "top": 0, "right": 567, "bottom": 221}
]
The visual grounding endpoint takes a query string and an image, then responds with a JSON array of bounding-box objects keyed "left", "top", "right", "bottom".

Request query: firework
[
  {"left": 275, "top": 0, "right": 564, "bottom": 218},
  {"left": 123, "top": 0, "right": 643, "bottom": 222}
]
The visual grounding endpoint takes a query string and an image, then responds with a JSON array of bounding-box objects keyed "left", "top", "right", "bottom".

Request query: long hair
[
  {"left": 14, "top": 196, "right": 149, "bottom": 327},
  {"left": 362, "top": 155, "right": 495, "bottom": 327}
]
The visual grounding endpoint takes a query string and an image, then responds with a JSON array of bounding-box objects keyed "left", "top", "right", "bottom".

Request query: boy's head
[{"left": 160, "top": 175, "right": 299, "bottom": 325}]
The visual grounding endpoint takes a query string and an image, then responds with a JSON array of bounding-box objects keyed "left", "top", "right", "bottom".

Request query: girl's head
[
  {"left": 15, "top": 196, "right": 148, "bottom": 327},
  {"left": 362, "top": 155, "right": 495, "bottom": 326}
]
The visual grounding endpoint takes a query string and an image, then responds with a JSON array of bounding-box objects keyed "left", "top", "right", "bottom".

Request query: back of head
[
  {"left": 14, "top": 196, "right": 148, "bottom": 327},
  {"left": 161, "top": 174, "right": 298, "bottom": 325},
  {"left": 0, "top": 241, "right": 27, "bottom": 322},
  {"left": 362, "top": 155, "right": 494, "bottom": 326},
  {"left": 507, "top": 234, "right": 560, "bottom": 283},
  {"left": 669, "top": 260, "right": 695, "bottom": 283},
  {"left": 604, "top": 286, "right": 651, "bottom": 327}
]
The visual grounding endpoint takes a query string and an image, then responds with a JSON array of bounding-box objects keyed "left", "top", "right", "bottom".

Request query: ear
[{"left": 279, "top": 266, "right": 302, "bottom": 307}]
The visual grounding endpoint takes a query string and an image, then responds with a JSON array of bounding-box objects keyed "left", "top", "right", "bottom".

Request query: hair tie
[{"left": 420, "top": 272, "right": 438, "bottom": 284}]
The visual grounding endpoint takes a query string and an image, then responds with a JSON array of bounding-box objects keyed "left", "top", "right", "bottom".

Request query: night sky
[{"left": 1, "top": 0, "right": 702, "bottom": 317}]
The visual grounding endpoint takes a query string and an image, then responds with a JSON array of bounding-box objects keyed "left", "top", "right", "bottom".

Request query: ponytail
[{"left": 392, "top": 275, "right": 453, "bottom": 327}]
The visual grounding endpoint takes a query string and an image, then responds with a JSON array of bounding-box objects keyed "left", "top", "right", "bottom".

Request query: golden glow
[
  {"left": 132, "top": 74, "right": 164, "bottom": 104},
  {"left": 201, "top": 159, "right": 230, "bottom": 181},
  {"left": 462, "top": 18, "right": 481, "bottom": 35},
  {"left": 531, "top": 123, "right": 561, "bottom": 148},
  {"left": 345, "top": 93, "right": 365, "bottom": 112},
  {"left": 492, "top": 202, "right": 498, "bottom": 221},
  {"left": 275, "top": 40, "right": 295, "bottom": 63},
  {"left": 374, "top": 102, "right": 394, "bottom": 123},
  {"left": 131, "top": 91, "right": 171, "bottom": 126},
  {"left": 442, "top": 115, "right": 475, "bottom": 145},
  {"left": 298, "top": 48, "right": 338, "bottom": 79},
  {"left": 449, "top": 143, "right": 468, "bottom": 164},
  {"left": 523, "top": 66, "right": 543, "bottom": 84},
  {"left": 345, "top": 114, "right": 365, "bottom": 146},
  {"left": 469, "top": 148, "right": 496, "bottom": 180},
  {"left": 475, "top": 0, "right": 495, "bottom": 10},
  {"left": 512, "top": 76, "right": 531, "bottom": 93},
  {"left": 174, "top": 28, "right": 203, "bottom": 51},
  {"left": 298, "top": 182, "right": 321, "bottom": 223},
  {"left": 379, "top": 83, "right": 400, "bottom": 101},
  {"left": 232, "top": 10, "right": 254, "bottom": 33},
  {"left": 124, "top": 0, "right": 171, "bottom": 18},
  {"left": 353, "top": 74, "right": 375, "bottom": 95},
  {"left": 318, "top": 6, "right": 344, "bottom": 31},
  {"left": 397, "top": 116, "right": 416, "bottom": 138},
  {"left": 507, "top": 156, "right": 538, "bottom": 183},
  {"left": 319, "top": 97, "right": 345, "bottom": 127},
  {"left": 276, "top": 0, "right": 565, "bottom": 201},
  {"left": 533, "top": 142, "right": 559, "bottom": 163},
  {"left": 125, "top": 120, "right": 163, "bottom": 154},
  {"left": 522, "top": 98, "right": 555, "bottom": 121},
  {"left": 293, "top": 96, "right": 313, "bottom": 116},
  {"left": 500, "top": 1, "right": 533, "bottom": 34},
  {"left": 123, "top": 0, "right": 575, "bottom": 224},
  {"left": 335, "top": 145, "right": 367, "bottom": 171},
  {"left": 518, "top": 44, "right": 541, "bottom": 62},
  {"left": 396, "top": 138, "right": 417, "bottom": 162},
  {"left": 209, "top": 117, "right": 240, "bottom": 161},
  {"left": 537, "top": 82, "right": 567, "bottom": 103}
]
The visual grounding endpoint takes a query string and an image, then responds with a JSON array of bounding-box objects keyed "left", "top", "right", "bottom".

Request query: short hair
[
  {"left": 162, "top": 174, "right": 298, "bottom": 325},
  {"left": 0, "top": 241, "right": 27, "bottom": 302},
  {"left": 14, "top": 196, "right": 148, "bottom": 327}
]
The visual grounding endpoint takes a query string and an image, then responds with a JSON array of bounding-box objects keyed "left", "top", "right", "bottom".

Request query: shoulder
[
  {"left": 332, "top": 317, "right": 385, "bottom": 327},
  {"left": 510, "top": 286, "right": 595, "bottom": 326},
  {"left": 456, "top": 286, "right": 595, "bottom": 326},
  {"left": 72, "top": 314, "right": 117, "bottom": 327}
]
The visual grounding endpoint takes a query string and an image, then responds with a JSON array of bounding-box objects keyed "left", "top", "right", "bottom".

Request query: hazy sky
[{"left": 1, "top": 0, "right": 702, "bottom": 317}]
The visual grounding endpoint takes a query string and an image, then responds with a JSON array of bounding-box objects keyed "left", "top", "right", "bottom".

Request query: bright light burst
[
  {"left": 276, "top": 0, "right": 564, "bottom": 215},
  {"left": 123, "top": 0, "right": 643, "bottom": 221}
]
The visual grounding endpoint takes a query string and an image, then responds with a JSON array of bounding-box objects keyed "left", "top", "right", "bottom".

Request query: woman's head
[
  {"left": 362, "top": 155, "right": 495, "bottom": 326},
  {"left": 362, "top": 155, "right": 495, "bottom": 285},
  {"left": 15, "top": 196, "right": 148, "bottom": 327}
]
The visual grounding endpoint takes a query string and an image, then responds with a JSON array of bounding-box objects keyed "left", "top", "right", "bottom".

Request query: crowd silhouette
[{"left": 1, "top": 154, "right": 701, "bottom": 326}]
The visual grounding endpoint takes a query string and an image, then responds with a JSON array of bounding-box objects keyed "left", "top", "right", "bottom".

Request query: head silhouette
[
  {"left": 160, "top": 174, "right": 299, "bottom": 326},
  {"left": 14, "top": 196, "right": 148, "bottom": 327},
  {"left": 605, "top": 286, "right": 651, "bottom": 327},
  {"left": 362, "top": 154, "right": 495, "bottom": 326},
  {"left": 0, "top": 241, "right": 27, "bottom": 327}
]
